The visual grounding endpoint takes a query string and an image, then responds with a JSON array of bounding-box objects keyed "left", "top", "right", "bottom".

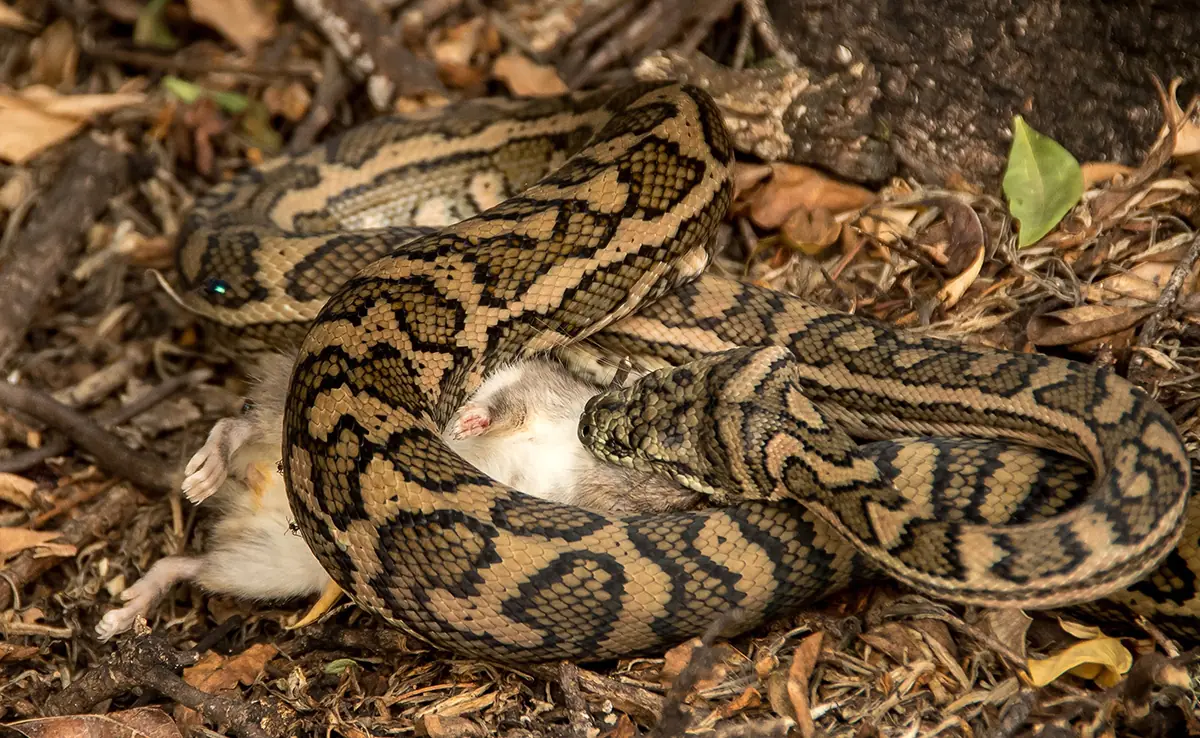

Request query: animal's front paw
[
  {"left": 182, "top": 417, "right": 253, "bottom": 503},
  {"left": 445, "top": 405, "right": 491, "bottom": 440}
]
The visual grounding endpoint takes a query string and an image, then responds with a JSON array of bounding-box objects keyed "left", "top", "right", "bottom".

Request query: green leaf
[
  {"left": 323, "top": 658, "right": 361, "bottom": 675},
  {"left": 162, "top": 76, "right": 251, "bottom": 114},
  {"left": 134, "top": 0, "right": 178, "bottom": 50},
  {"left": 1002, "top": 116, "right": 1083, "bottom": 248}
]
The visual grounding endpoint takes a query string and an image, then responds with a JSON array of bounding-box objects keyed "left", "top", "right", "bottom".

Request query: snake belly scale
[{"left": 176, "top": 83, "right": 1195, "bottom": 662}]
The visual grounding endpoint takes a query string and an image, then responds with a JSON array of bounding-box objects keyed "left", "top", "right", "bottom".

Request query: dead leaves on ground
[
  {"left": 734, "top": 162, "right": 876, "bottom": 230},
  {"left": 175, "top": 643, "right": 278, "bottom": 729},
  {"left": 492, "top": 53, "right": 567, "bottom": 97},
  {"left": 0, "top": 86, "right": 146, "bottom": 163},
  {"left": 5, "top": 707, "right": 183, "bottom": 738},
  {"left": 0, "top": 3, "right": 37, "bottom": 32},
  {"left": 186, "top": 0, "right": 277, "bottom": 56},
  {"left": 0, "top": 527, "right": 75, "bottom": 564}
]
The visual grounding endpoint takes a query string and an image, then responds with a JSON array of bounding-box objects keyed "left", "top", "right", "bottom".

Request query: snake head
[{"left": 578, "top": 391, "right": 638, "bottom": 466}]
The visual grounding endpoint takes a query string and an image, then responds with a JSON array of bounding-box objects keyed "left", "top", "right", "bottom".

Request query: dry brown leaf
[
  {"left": 732, "top": 162, "right": 772, "bottom": 200},
  {"left": 0, "top": 97, "right": 83, "bottom": 164},
  {"left": 601, "top": 714, "right": 638, "bottom": 738},
  {"left": 5, "top": 707, "right": 182, "bottom": 738},
  {"left": 1087, "top": 260, "right": 1186, "bottom": 305},
  {"left": 176, "top": 643, "right": 278, "bottom": 729},
  {"left": 31, "top": 18, "right": 78, "bottom": 88},
  {"left": 1026, "top": 305, "right": 1155, "bottom": 350},
  {"left": 183, "top": 643, "right": 278, "bottom": 692},
  {"left": 937, "top": 242, "right": 984, "bottom": 308},
  {"left": 492, "top": 53, "right": 567, "bottom": 97},
  {"left": 0, "top": 642, "right": 40, "bottom": 662},
  {"left": 415, "top": 715, "right": 486, "bottom": 738},
  {"left": 754, "top": 650, "right": 779, "bottom": 681},
  {"left": 720, "top": 686, "right": 762, "bottom": 717},
  {"left": 0, "top": 2, "right": 37, "bottom": 31},
  {"left": 433, "top": 18, "right": 490, "bottom": 89},
  {"left": 263, "top": 81, "right": 311, "bottom": 122},
  {"left": 780, "top": 207, "right": 841, "bottom": 256},
  {"left": 32, "top": 541, "right": 78, "bottom": 558},
  {"left": 1160, "top": 78, "right": 1200, "bottom": 159},
  {"left": 739, "top": 163, "right": 875, "bottom": 229},
  {"left": 0, "top": 528, "right": 62, "bottom": 560},
  {"left": 659, "top": 637, "right": 728, "bottom": 691},
  {"left": 186, "top": 0, "right": 277, "bottom": 55},
  {"left": 979, "top": 610, "right": 1031, "bottom": 661},
  {"left": 1081, "top": 162, "right": 1136, "bottom": 189},
  {"left": 859, "top": 622, "right": 927, "bottom": 665},
  {"left": 787, "top": 632, "right": 824, "bottom": 738},
  {"left": 0, "top": 87, "right": 146, "bottom": 163},
  {"left": 18, "top": 86, "right": 146, "bottom": 117},
  {"left": 855, "top": 206, "right": 919, "bottom": 245},
  {"left": 0, "top": 472, "right": 36, "bottom": 508}
]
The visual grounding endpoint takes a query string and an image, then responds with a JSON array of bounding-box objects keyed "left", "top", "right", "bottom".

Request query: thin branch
[
  {"left": 0, "top": 380, "right": 177, "bottom": 495},
  {"left": 43, "top": 626, "right": 293, "bottom": 738},
  {"left": 0, "top": 138, "right": 130, "bottom": 367},
  {"left": 0, "top": 368, "right": 212, "bottom": 475}
]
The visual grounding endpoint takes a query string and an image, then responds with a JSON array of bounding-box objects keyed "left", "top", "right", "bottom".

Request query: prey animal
[{"left": 97, "top": 355, "right": 697, "bottom": 639}]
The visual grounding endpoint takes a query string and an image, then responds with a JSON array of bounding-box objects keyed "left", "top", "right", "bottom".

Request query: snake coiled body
[{"left": 177, "top": 83, "right": 1196, "bottom": 662}]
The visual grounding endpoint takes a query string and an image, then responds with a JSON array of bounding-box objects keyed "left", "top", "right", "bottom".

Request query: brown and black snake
[{"left": 175, "top": 83, "right": 1196, "bottom": 662}]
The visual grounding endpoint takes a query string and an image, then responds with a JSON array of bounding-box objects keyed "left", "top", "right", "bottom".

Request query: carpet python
[{"left": 176, "top": 83, "right": 1195, "bottom": 662}]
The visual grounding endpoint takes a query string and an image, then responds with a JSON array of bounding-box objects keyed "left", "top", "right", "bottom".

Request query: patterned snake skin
[{"left": 176, "top": 83, "right": 1196, "bottom": 662}]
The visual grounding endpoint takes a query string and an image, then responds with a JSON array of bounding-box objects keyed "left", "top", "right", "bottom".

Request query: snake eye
[
  {"left": 204, "top": 277, "right": 231, "bottom": 296},
  {"left": 579, "top": 423, "right": 594, "bottom": 442}
]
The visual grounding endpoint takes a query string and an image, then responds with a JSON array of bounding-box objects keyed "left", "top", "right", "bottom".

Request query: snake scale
[{"left": 176, "top": 83, "right": 1197, "bottom": 662}]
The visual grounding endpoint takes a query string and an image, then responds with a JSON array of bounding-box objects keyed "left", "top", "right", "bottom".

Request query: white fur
[
  {"left": 97, "top": 355, "right": 691, "bottom": 640},
  {"left": 446, "top": 361, "right": 598, "bottom": 505},
  {"left": 97, "top": 353, "right": 330, "bottom": 641}
]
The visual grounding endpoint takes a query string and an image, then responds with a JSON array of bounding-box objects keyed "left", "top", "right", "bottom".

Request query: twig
[
  {"left": 0, "top": 368, "right": 211, "bottom": 475},
  {"left": 987, "top": 689, "right": 1038, "bottom": 738},
  {"left": 83, "top": 44, "right": 318, "bottom": 81},
  {"left": 400, "top": 0, "right": 465, "bottom": 35},
  {"left": 289, "top": 48, "right": 352, "bottom": 152},
  {"left": 43, "top": 625, "right": 293, "bottom": 738},
  {"left": 0, "top": 138, "right": 130, "bottom": 367},
  {"left": 558, "top": 0, "right": 638, "bottom": 80},
  {"left": 294, "top": 0, "right": 444, "bottom": 109},
  {"left": 1134, "top": 615, "right": 1181, "bottom": 659},
  {"left": 1129, "top": 230, "right": 1200, "bottom": 382},
  {"left": 731, "top": 5, "right": 755, "bottom": 70},
  {"left": 557, "top": 662, "right": 596, "bottom": 738},
  {"left": 0, "top": 482, "right": 141, "bottom": 611},
  {"left": 1, "top": 620, "right": 74, "bottom": 638},
  {"left": 740, "top": 0, "right": 799, "bottom": 68},
  {"left": 29, "top": 479, "right": 119, "bottom": 529},
  {"left": 912, "top": 611, "right": 1029, "bottom": 673},
  {"left": 526, "top": 663, "right": 663, "bottom": 726},
  {"left": 677, "top": 0, "right": 741, "bottom": 54},
  {"left": 0, "top": 380, "right": 177, "bottom": 495},
  {"left": 569, "top": 0, "right": 681, "bottom": 88}
]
